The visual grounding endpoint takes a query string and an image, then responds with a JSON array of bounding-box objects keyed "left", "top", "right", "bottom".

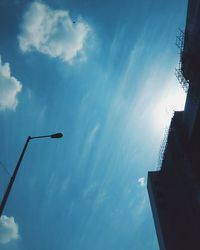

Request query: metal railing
[
  {"left": 175, "top": 29, "right": 189, "bottom": 93},
  {"left": 157, "top": 126, "right": 171, "bottom": 170}
]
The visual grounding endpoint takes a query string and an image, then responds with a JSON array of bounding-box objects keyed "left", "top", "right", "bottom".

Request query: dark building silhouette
[{"left": 148, "top": 0, "right": 200, "bottom": 249}]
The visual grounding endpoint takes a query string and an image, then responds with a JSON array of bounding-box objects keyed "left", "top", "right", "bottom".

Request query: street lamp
[{"left": 0, "top": 133, "right": 63, "bottom": 217}]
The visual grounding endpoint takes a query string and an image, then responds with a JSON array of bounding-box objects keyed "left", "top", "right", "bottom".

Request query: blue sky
[{"left": 0, "top": 0, "right": 187, "bottom": 249}]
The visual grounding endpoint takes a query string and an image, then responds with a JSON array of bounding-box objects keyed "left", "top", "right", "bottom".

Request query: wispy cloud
[
  {"left": 0, "top": 56, "right": 22, "bottom": 111},
  {"left": 0, "top": 215, "right": 19, "bottom": 244},
  {"left": 132, "top": 194, "right": 148, "bottom": 224},
  {"left": 18, "top": 1, "right": 90, "bottom": 63},
  {"left": 81, "top": 123, "right": 101, "bottom": 160}
]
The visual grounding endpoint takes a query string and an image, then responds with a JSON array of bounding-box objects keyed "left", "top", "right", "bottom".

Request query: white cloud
[
  {"left": 137, "top": 177, "right": 145, "bottom": 187},
  {"left": 0, "top": 57, "right": 22, "bottom": 111},
  {"left": 0, "top": 215, "right": 19, "bottom": 244},
  {"left": 18, "top": 1, "right": 90, "bottom": 63}
]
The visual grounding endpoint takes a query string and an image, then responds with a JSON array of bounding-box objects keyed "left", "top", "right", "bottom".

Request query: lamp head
[{"left": 51, "top": 133, "right": 63, "bottom": 139}]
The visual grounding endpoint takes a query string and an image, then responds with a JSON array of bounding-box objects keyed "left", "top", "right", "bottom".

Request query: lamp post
[{"left": 0, "top": 133, "right": 63, "bottom": 217}]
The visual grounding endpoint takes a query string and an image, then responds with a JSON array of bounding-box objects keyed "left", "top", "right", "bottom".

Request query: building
[{"left": 148, "top": 0, "right": 200, "bottom": 249}]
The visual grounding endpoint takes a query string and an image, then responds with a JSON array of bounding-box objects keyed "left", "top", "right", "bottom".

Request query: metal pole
[
  {"left": 0, "top": 136, "right": 31, "bottom": 217},
  {"left": 30, "top": 135, "right": 51, "bottom": 139},
  {"left": 0, "top": 132, "right": 62, "bottom": 217}
]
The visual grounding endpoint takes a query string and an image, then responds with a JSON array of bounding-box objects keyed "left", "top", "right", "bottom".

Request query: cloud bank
[
  {"left": 0, "top": 215, "right": 19, "bottom": 244},
  {"left": 18, "top": 1, "right": 90, "bottom": 63},
  {"left": 0, "top": 57, "right": 22, "bottom": 111}
]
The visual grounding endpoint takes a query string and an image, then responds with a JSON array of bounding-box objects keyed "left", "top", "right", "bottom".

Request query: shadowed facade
[{"left": 148, "top": 0, "right": 200, "bottom": 249}]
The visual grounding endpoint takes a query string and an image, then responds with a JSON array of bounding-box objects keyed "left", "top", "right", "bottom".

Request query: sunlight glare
[{"left": 152, "top": 81, "right": 187, "bottom": 132}]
